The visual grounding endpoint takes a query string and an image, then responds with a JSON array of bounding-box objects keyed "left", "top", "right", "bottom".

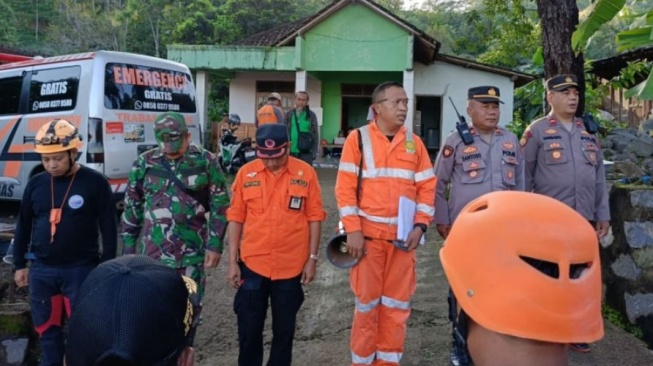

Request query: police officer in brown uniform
[
  {"left": 433, "top": 86, "right": 524, "bottom": 366},
  {"left": 521, "top": 74, "right": 610, "bottom": 353}
]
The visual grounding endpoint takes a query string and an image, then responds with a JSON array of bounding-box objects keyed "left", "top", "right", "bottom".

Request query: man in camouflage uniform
[
  {"left": 121, "top": 112, "right": 230, "bottom": 300},
  {"left": 433, "top": 86, "right": 524, "bottom": 366}
]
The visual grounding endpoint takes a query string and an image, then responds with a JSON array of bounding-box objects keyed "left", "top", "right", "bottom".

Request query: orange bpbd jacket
[
  {"left": 335, "top": 123, "right": 436, "bottom": 241},
  {"left": 226, "top": 157, "right": 326, "bottom": 279}
]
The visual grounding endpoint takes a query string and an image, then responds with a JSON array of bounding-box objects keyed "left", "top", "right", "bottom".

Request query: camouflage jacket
[{"left": 121, "top": 144, "right": 229, "bottom": 267}]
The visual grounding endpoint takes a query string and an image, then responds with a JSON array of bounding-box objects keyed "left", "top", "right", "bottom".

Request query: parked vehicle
[
  {"left": 0, "top": 51, "right": 201, "bottom": 208},
  {"left": 218, "top": 114, "right": 256, "bottom": 174}
]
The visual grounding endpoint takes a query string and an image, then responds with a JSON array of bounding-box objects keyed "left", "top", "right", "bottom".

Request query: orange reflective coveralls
[{"left": 335, "top": 122, "right": 436, "bottom": 365}]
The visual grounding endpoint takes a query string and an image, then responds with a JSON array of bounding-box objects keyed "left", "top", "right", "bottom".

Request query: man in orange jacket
[{"left": 335, "top": 81, "right": 436, "bottom": 365}]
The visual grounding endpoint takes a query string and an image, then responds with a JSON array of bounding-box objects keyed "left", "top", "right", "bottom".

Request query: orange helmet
[
  {"left": 440, "top": 191, "right": 603, "bottom": 344},
  {"left": 34, "top": 119, "right": 83, "bottom": 154}
]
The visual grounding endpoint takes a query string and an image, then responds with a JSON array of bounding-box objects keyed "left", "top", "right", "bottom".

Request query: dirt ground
[{"left": 194, "top": 168, "right": 653, "bottom": 366}]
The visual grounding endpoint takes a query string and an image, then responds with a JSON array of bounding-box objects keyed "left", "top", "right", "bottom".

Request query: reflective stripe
[
  {"left": 339, "top": 206, "right": 359, "bottom": 217},
  {"left": 352, "top": 351, "right": 375, "bottom": 365},
  {"left": 362, "top": 167, "right": 414, "bottom": 180},
  {"left": 355, "top": 297, "right": 380, "bottom": 313},
  {"left": 414, "top": 168, "right": 435, "bottom": 182},
  {"left": 381, "top": 295, "right": 411, "bottom": 310},
  {"left": 339, "top": 162, "right": 358, "bottom": 174},
  {"left": 359, "top": 126, "right": 376, "bottom": 171},
  {"left": 417, "top": 203, "right": 435, "bottom": 216},
  {"left": 359, "top": 210, "right": 398, "bottom": 225},
  {"left": 376, "top": 351, "right": 403, "bottom": 363}
]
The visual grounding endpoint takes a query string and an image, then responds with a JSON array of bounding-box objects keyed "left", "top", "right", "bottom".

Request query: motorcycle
[{"left": 218, "top": 115, "right": 256, "bottom": 174}]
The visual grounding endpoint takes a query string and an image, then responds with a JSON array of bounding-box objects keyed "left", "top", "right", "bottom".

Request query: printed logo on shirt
[
  {"left": 68, "top": 195, "right": 84, "bottom": 209},
  {"left": 502, "top": 150, "right": 516, "bottom": 157},
  {"left": 545, "top": 129, "right": 557, "bottom": 135},
  {"left": 405, "top": 140, "right": 416, "bottom": 153},
  {"left": 463, "top": 146, "right": 478, "bottom": 154},
  {"left": 502, "top": 142, "right": 514, "bottom": 149},
  {"left": 442, "top": 145, "right": 454, "bottom": 158}
]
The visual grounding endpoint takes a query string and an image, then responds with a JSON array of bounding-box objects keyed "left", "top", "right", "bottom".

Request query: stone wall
[{"left": 602, "top": 186, "right": 653, "bottom": 348}]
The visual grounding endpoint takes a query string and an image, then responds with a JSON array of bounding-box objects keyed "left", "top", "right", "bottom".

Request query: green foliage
[
  {"left": 572, "top": 0, "right": 627, "bottom": 53},
  {"left": 0, "top": 0, "right": 18, "bottom": 45},
  {"left": 602, "top": 303, "right": 644, "bottom": 339}
]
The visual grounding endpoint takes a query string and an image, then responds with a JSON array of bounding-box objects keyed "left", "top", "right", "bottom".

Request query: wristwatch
[
  {"left": 413, "top": 223, "right": 427, "bottom": 234},
  {"left": 309, "top": 253, "right": 320, "bottom": 261}
]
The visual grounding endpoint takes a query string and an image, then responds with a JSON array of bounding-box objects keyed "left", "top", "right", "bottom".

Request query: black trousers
[
  {"left": 234, "top": 262, "right": 304, "bottom": 366},
  {"left": 291, "top": 152, "right": 313, "bottom": 166}
]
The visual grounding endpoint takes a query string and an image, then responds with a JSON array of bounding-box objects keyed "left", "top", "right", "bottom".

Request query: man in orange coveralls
[
  {"left": 226, "top": 123, "right": 326, "bottom": 366},
  {"left": 441, "top": 190, "right": 604, "bottom": 366},
  {"left": 335, "top": 81, "right": 436, "bottom": 365}
]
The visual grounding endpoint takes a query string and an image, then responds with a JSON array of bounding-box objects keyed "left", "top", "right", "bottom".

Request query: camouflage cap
[{"left": 154, "top": 112, "right": 188, "bottom": 153}]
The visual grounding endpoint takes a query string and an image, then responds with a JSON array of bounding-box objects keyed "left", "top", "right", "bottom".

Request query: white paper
[{"left": 397, "top": 196, "right": 425, "bottom": 245}]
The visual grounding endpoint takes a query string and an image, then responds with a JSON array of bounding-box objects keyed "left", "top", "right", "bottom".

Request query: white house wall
[
  {"left": 228, "top": 71, "right": 295, "bottom": 123},
  {"left": 414, "top": 62, "right": 515, "bottom": 147}
]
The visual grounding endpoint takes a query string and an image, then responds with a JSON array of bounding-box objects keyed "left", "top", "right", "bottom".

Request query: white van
[{"left": 0, "top": 51, "right": 201, "bottom": 206}]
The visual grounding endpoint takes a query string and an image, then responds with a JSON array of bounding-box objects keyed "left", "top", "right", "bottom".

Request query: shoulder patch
[
  {"left": 442, "top": 145, "right": 454, "bottom": 158},
  {"left": 519, "top": 129, "right": 532, "bottom": 147}
]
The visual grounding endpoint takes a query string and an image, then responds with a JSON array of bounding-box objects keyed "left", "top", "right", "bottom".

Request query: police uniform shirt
[
  {"left": 434, "top": 127, "right": 524, "bottom": 225},
  {"left": 521, "top": 114, "right": 610, "bottom": 222}
]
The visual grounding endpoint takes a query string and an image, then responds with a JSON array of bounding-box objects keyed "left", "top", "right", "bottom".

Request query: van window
[
  {"left": 28, "top": 66, "right": 81, "bottom": 114},
  {"left": 104, "top": 63, "right": 197, "bottom": 113},
  {"left": 0, "top": 76, "right": 23, "bottom": 115}
]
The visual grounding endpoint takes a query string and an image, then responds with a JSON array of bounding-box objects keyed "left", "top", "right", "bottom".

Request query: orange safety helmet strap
[{"left": 440, "top": 191, "right": 604, "bottom": 344}]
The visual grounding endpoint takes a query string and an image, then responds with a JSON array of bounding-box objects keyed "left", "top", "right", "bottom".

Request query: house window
[{"left": 256, "top": 81, "right": 295, "bottom": 110}]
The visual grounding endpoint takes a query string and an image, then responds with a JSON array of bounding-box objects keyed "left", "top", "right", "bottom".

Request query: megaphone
[{"left": 325, "top": 221, "right": 359, "bottom": 269}]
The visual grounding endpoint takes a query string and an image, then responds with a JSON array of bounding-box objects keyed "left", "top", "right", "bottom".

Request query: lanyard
[{"left": 50, "top": 170, "right": 77, "bottom": 243}]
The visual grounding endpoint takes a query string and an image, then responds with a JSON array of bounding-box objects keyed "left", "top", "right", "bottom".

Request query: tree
[
  {"left": 0, "top": 0, "right": 18, "bottom": 45},
  {"left": 536, "top": 0, "right": 587, "bottom": 116},
  {"left": 574, "top": 0, "right": 653, "bottom": 99}
]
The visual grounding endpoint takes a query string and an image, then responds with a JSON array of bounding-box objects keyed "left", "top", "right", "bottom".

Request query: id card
[{"left": 288, "top": 196, "right": 303, "bottom": 210}]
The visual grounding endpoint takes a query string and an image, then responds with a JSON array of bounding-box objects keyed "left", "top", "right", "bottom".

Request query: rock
[
  {"left": 602, "top": 148, "right": 617, "bottom": 159},
  {"left": 625, "top": 136, "right": 653, "bottom": 158},
  {"left": 602, "top": 137, "right": 615, "bottom": 150},
  {"left": 624, "top": 221, "right": 653, "bottom": 249},
  {"left": 611, "top": 254, "right": 642, "bottom": 280},
  {"left": 625, "top": 292, "right": 653, "bottom": 324},
  {"left": 610, "top": 131, "right": 637, "bottom": 153},
  {"left": 638, "top": 118, "right": 653, "bottom": 137},
  {"left": 642, "top": 158, "right": 653, "bottom": 176},
  {"left": 633, "top": 247, "right": 653, "bottom": 269},
  {"left": 1, "top": 338, "right": 28, "bottom": 366},
  {"left": 630, "top": 190, "right": 653, "bottom": 210},
  {"left": 614, "top": 161, "right": 645, "bottom": 178}
]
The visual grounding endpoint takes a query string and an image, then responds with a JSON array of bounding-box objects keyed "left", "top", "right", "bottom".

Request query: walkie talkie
[
  {"left": 582, "top": 113, "right": 600, "bottom": 135},
  {"left": 449, "top": 97, "right": 474, "bottom": 145}
]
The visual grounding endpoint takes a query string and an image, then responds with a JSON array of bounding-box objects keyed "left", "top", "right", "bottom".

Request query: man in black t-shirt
[{"left": 13, "top": 119, "right": 117, "bottom": 366}]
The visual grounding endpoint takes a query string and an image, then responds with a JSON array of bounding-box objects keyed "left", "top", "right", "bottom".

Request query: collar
[{"left": 370, "top": 121, "right": 406, "bottom": 140}]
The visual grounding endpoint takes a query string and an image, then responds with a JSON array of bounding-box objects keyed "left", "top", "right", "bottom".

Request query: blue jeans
[
  {"left": 233, "top": 262, "right": 304, "bottom": 366},
  {"left": 29, "top": 261, "right": 96, "bottom": 366}
]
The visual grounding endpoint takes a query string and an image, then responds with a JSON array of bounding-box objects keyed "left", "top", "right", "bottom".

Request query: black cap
[
  {"left": 468, "top": 86, "right": 504, "bottom": 104},
  {"left": 256, "top": 124, "right": 289, "bottom": 159},
  {"left": 65, "top": 256, "right": 200, "bottom": 366},
  {"left": 546, "top": 74, "right": 579, "bottom": 92}
]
